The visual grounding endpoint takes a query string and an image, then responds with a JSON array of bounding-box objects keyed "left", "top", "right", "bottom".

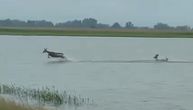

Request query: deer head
[{"left": 43, "top": 48, "right": 48, "bottom": 53}]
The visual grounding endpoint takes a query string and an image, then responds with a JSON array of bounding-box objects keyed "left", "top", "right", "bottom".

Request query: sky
[{"left": 0, "top": 0, "right": 193, "bottom": 27}]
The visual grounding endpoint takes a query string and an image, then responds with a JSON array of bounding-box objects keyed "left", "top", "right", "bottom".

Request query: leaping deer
[{"left": 43, "top": 48, "right": 65, "bottom": 59}]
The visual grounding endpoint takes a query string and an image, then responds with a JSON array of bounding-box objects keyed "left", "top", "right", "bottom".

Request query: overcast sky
[{"left": 0, "top": 0, "right": 193, "bottom": 27}]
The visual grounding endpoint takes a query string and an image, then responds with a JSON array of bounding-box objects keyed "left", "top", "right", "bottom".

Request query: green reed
[{"left": 0, "top": 84, "right": 93, "bottom": 107}]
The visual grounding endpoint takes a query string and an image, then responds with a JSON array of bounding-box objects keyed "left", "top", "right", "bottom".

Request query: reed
[
  {"left": 0, "top": 84, "right": 93, "bottom": 107},
  {"left": 0, "top": 97, "right": 46, "bottom": 110}
]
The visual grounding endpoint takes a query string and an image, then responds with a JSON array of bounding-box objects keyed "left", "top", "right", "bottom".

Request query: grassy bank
[
  {"left": 0, "top": 27, "right": 193, "bottom": 38},
  {"left": 0, "top": 98, "right": 45, "bottom": 110}
]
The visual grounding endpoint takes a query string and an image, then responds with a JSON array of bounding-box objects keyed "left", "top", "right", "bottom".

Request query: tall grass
[
  {"left": 0, "top": 84, "right": 93, "bottom": 107},
  {"left": 0, "top": 97, "right": 45, "bottom": 110}
]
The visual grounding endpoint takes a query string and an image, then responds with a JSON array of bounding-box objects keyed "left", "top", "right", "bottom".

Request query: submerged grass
[{"left": 0, "top": 27, "right": 193, "bottom": 38}]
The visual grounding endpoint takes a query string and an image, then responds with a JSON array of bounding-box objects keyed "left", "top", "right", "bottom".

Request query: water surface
[{"left": 0, "top": 35, "right": 193, "bottom": 110}]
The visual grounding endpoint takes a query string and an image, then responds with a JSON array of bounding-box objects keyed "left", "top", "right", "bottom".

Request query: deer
[{"left": 43, "top": 48, "right": 65, "bottom": 59}]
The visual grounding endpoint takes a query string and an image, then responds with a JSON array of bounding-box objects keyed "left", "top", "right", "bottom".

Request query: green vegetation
[
  {"left": 0, "top": 97, "right": 45, "bottom": 110},
  {"left": 0, "top": 27, "right": 193, "bottom": 38},
  {"left": 0, "top": 18, "right": 193, "bottom": 38},
  {"left": 0, "top": 84, "right": 93, "bottom": 107}
]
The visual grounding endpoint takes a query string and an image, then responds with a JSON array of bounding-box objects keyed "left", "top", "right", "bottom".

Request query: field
[{"left": 0, "top": 27, "right": 193, "bottom": 38}]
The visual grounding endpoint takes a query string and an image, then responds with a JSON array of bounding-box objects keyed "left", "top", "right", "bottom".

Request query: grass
[
  {"left": 0, "top": 27, "right": 193, "bottom": 38},
  {"left": 0, "top": 97, "right": 45, "bottom": 110},
  {"left": 0, "top": 84, "right": 93, "bottom": 107}
]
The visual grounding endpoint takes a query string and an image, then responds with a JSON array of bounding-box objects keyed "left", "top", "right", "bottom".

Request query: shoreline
[{"left": 0, "top": 27, "right": 193, "bottom": 38}]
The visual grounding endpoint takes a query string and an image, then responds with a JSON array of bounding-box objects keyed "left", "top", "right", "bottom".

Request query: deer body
[{"left": 43, "top": 49, "right": 65, "bottom": 59}]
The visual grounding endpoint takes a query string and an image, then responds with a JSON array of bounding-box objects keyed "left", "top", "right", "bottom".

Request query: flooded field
[{"left": 0, "top": 35, "right": 193, "bottom": 110}]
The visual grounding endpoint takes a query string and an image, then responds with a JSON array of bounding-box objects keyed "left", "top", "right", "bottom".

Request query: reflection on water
[{"left": 0, "top": 36, "right": 193, "bottom": 110}]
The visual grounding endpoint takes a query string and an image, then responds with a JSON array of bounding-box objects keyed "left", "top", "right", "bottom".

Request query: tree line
[{"left": 0, "top": 18, "right": 192, "bottom": 31}]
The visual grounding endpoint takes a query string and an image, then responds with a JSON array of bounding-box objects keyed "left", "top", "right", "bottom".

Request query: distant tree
[
  {"left": 125, "top": 21, "right": 134, "bottom": 29},
  {"left": 0, "top": 19, "right": 11, "bottom": 26},
  {"left": 71, "top": 20, "right": 82, "bottom": 27},
  {"left": 154, "top": 23, "right": 172, "bottom": 30},
  {"left": 27, "top": 20, "right": 53, "bottom": 27},
  {"left": 55, "top": 18, "right": 110, "bottom": 28},
  {"left": 56, "top": 20, "right": 82, "bottom": 27},
  {"left": 137, "top": 26, "right": 150, "bottom": 30},
  {"left": 11, "top": 20, "right": 27, "bottom": 27},
  {"left": 82, "top": 18, "right": 98, "bottom": 28},
  {"left": 96, "top": 23, "right": 110, "bottom": 28},
  {"left": 175, "top": 25, "right": 191, "bottom": 31},
  {"left": 111, "top": 22, "right": 121, "bottom": 29},
  {"left": 0, "top": 19, "right": 26, "bottom": 27}
]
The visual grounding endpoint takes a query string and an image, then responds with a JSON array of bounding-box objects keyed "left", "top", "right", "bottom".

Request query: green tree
[
  {"left": 125, "top": 21, "right": 134, "bottom": 29},
  {"left": 82, "top": 18, "right": 98, "bottom": 28},
  {"left": 111, "top": 22, "right": 121, "bottom": 28},
  {"left": 154, "top": 23, "right": 172, "bottom": 30}
]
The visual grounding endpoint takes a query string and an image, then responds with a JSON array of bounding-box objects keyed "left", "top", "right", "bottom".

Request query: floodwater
[{"left": 1, "top": 35, "right": 193, "bottom": 110}]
